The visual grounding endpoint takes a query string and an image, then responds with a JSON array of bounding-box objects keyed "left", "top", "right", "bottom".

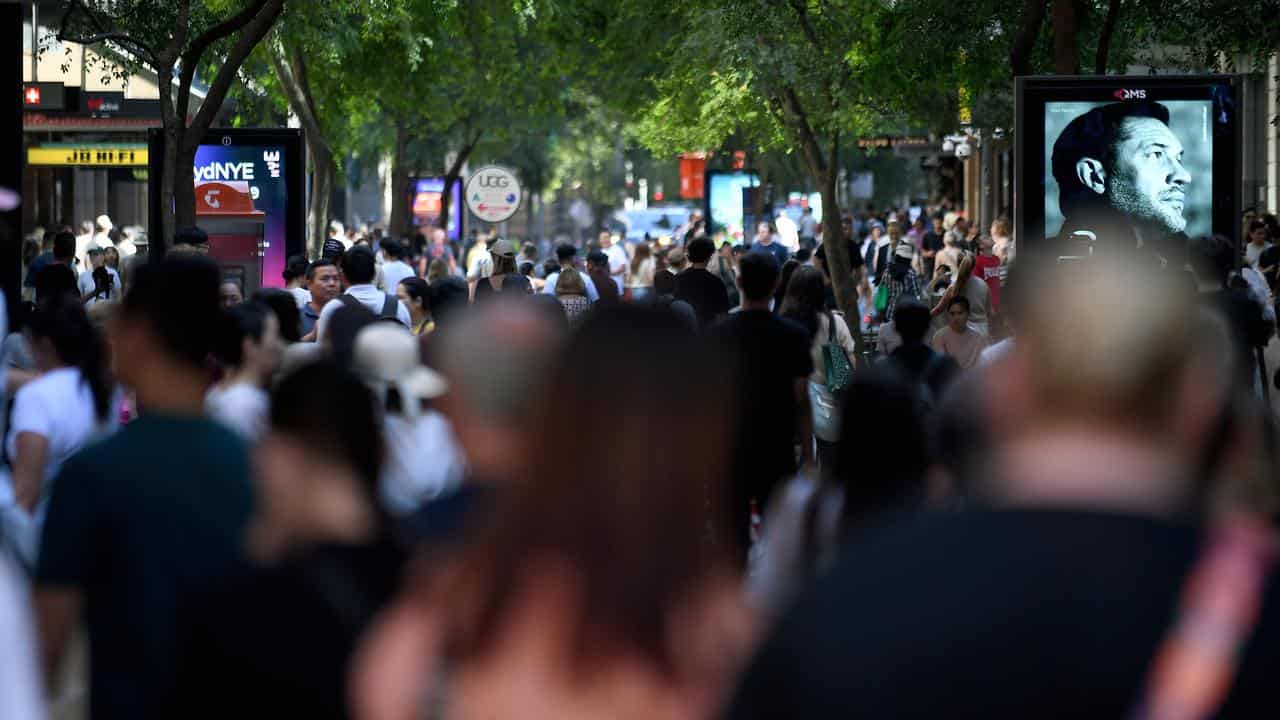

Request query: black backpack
[{"left": 339, "top": 293, "right": 400, "bottom": 322}]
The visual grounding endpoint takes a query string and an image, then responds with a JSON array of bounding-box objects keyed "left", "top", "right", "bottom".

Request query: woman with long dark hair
[
  {"left": 779, "top": 266, "right": 857, "bottom": 469},
  {"left": 353, "top": 306, "right": 753, "bottom": 720},
  {"left": 3, "top": 293, "right": 117, "bottom": 565}
]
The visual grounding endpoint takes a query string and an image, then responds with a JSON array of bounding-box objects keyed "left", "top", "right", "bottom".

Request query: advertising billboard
[
  {"left": 705, "top": 170, "right": 761, "bottom": 240},
  {"left": 149, "top": 128, "right": 305, "bottom": 293},
  {"left": 1014, "top": 75, "right": 1239, "bottom": 262},
  {"left": 410, "top": 177, "right": 462, "bottom": 240}
]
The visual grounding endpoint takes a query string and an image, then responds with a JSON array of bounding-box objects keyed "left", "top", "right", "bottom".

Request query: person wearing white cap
[
  {"left": 878, "top": 241, "right": 925, "bottom": 330},
  {"left": 350, "top": 323, "right": 463, "bottom": 515}
]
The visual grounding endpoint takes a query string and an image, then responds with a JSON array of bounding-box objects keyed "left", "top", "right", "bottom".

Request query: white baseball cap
[{"left": 351, "top": 324, "right": 448, "bottom": 417}]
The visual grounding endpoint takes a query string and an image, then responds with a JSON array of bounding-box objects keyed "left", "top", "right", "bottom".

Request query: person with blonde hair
[
  {"left": 991, "top": 217, "right": 1014, "bottom": 264},
  {"left": 627, "top": 242, "right": 656, "bottom": 301},
  {"left": 555, "top": 266, "right": 591, "bottom": 327}
]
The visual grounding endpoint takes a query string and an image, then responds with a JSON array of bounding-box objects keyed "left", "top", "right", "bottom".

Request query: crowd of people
[{"left": 1, "top": 202, "right": 1280, "bottom": 719}]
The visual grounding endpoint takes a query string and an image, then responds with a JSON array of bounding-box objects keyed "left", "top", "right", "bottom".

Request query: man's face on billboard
[{"left": 1106, "top": 116, "right": 1191, "bottom": 235}]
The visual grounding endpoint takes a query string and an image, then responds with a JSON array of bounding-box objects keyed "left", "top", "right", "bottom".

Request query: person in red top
[{"left": 974, "top": 235, "right": 1002, "bottom": 315}]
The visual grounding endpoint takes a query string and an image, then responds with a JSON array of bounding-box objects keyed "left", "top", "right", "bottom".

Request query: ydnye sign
[{"left": 464, "top": 165, "right": 521, "bottom": 223}]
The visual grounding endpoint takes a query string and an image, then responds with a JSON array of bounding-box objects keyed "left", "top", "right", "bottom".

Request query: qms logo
[{"left": 1113, "top": 88, "right": 1147, "bottom": 100}]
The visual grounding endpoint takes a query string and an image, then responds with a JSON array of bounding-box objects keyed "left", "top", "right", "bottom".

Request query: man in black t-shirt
[
  {"left": 674, "top": 236, "right": 731, "bottom": 328},
  {"left": 709, "top": 252, "right": 813, "bottom": 561},
  {"left": 727, "top": 255, "right": 1280, "bottom": 719},
  {"left": 36, "top": 255, "right": 253, "bottom": 720},
  {"left": 920, "top": 213, "right": 946, "bottom": 280}
]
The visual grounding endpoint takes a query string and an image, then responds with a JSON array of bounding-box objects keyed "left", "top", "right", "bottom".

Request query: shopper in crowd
[
  {"left": 675, "top": 236, "right": 731, "bottom": 329},
  {"left": 316, "top": 246, "right": 411, "bottom": 342},
  {"left": 36, "top": 255, "right": 254, "bottom": 720},
  {"left": 206, "top": 301, "right": 283, "bottom": 442},
  {"left": 300, "top": 259, "right": 342, "bottom": 341},
  {"left": 750, "top": 220, "right": 790, "bottom": 269},
  {"left": 220, "top": 278, "right": 244, "bottom": 308},
  {"left": 171, "top": 361, "right": 406, "bottom": 719},
  {"left": 555, "top": 266, "right": 592, "bottom": 328},
  {"left": 3, "top": 294, "right": 118, "bottom": 567},
  {"left": 710, "top": 252, "right": 813, "bottom": 562},
  {"left": 586, "top": 249, "right": 620, "bottom": 306},
  {"left": 78, "top": 246, "right": 122, "bottom": 307},
  {"left": 881, "top": 299, "right": 960, "bottom": 405},
  {"left": 932, "top": 252, "right": 992, "bottom": 338},
  {"left": 474, "top": 239, "right": 532, "bottom": 300},
  {"left": 252, "top": 288, "right": 304, "bottom": 345},
  {"left": 354, "top": 306, "right": 751, "bottom": 720},
  {"left": 380, "top": 239, "right": 416, "bottom": 294},
  {"left": 627, "top": 241, "right": 656, "bottom": 301},
  {"left": 283, "top": 254, "right": 311, "bottom": 308},
  {"left": 779, "top": 266, "right": 857, "bottom": 471},
  {"left": 396, "top": 277, "right": 433, "bottom": 336},
  {"left": 34, "top": 231, "right": 78, "bottom": 304},
  {"left": 542, "top": 244, "right": 600, "bottom": 302}
]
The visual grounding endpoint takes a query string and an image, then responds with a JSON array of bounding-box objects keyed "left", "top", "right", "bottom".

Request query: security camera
[
  {"left": 955, "top": 142, "right": 972, "bottom": 159},
  {"left": 941, "top": 139, "right": 954, "bottom": 153}
]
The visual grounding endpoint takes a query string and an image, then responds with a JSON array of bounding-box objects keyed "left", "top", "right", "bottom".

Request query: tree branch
[
  {"left": 178, "top": 0, "right": 268, "bottom": 123},
  {"left": 270, "top": 39, "right": 330, "bottom": 155},
  {"left": 189, "top": 0, "right": 286, "bottom": 137},
  {"left": 56, "top": 0, "right": 159, "bottom": 68},
  {"left": 1009, "top": 0, "right": 1048, "bottom": 77},
  {"left": 1094, "top": 0, "right": 1122, "bottom": 74}
]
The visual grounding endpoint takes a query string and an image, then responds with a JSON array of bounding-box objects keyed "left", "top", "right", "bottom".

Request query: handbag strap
[{"left": 1131, "top": 516, "right": 1277, "bottom": 720}]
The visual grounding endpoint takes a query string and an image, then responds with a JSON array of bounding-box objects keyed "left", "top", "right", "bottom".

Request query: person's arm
[
  {"left": 35, "top": 587, "right": 81, "bottom": 689},
  {"left": 12, "top": 432, "right": 49, "bottom": 512},
  {"left": 794, "top": 378, "right": 814, "bottom": 467},
  {"left": 835, "top": 314, "right": 857, "bottom": 358},
  {"left": 585, "top": 275, "right": 600, "bottom": 303}
]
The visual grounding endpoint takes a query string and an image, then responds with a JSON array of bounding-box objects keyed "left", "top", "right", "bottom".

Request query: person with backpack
[
  {"left": 315, "top": 246, "right": 411, "bottom": 344},
  {"left": 880, "top": 299, "right": 960, "bottom": 410}
]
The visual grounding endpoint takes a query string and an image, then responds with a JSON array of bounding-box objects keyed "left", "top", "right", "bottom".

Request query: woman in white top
[
  {"left": 206, "top": 301, "right": 283, "bottom": 442},
  {"left": 779, "top": 267, "right": 858, "bottom": 471},
  {"left": 5, "top": 294, "right": 118, "bottom": 566},
  {"left": 626, "top": 242, "right": 656, "bottom": 301}
]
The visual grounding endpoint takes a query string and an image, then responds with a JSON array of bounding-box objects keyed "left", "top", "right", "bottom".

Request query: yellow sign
[{"left": 27, "top": 147, "right": 148, "bottom": 167}]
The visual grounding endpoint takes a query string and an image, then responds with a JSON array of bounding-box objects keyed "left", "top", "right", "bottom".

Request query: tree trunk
[
  {"left": 818, "top": 168, "right": 865, "bottom": 366},
  {"left": 1095, "top": 0, "right": 1122, "bottom": 74},
  {"left": 173, "top": 134, "right": 198, "bottom": 235},
  {"left": 389, "top": 119, "right": 411, "bottom": 238},
  {"left": 1010, "top": 0, "right": 1048, "bottom": 77},
  {"left": 440, "top": 135, "right": 480, "bottom": 236},
  {"left": 1052, "top": 0, "right": 1081, "bottom": 74},
  {"left": 309, "top": 144, "right": 335, "bottom": 258},
  {"left": 160, "top": 124, "right": 180, "bottom": 250}
]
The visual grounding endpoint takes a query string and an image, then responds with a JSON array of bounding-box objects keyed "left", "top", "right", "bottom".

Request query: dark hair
[
  {"left": 382, "top": 238, "right": 406, "bottom": 260},
  {"left": 654, "top": 268, "right": 677, "bottom": 296},
  {"left": 1052, "top": 100, "right": 1172, "bottom": 219},
  {"left": 794, "top": 247, "right": 812, "bottom": 264},
  {"left": 519, "top": 261, "right": 534, "bottom": 277},
  {"left": 173, "top": 226, "right": 209, "bottom": 247},
  {"left": 1249, "top": 220, "right": 1267, "bottom": 235},
  {"left": 342, "top": 246, "right": 378, "bottom": 284},
  {"left": 774, "top": 259, "right": 800, "bottom": 314},
  {"left": 283, "top": 254, "right": 309, "bottom": 283},
  {"left": 428, "top": 276, "right": 469, "bottom": 328},
  {"left": 556, "top": 244, "right": 577, "bottom": 263},
  {"left": 738, "top": 251, "right": 780, "bottom": 302},
  {"left": 305, "top": 258, "right": 336, "bottom": 282},
  {"left": 946, "top": 295, "right": 971, "bottom": 314},
  {"left": 218, "top": 301, "right": 271, "bottom": 367},
  {"left": 586, "top": 250, "right": 608, "bottom": 268},
  {"left": 686, "top": 236, "right": 715, "bottom": 263},
  {"left": 325, "top": 304, "right": 376, "bottom": 371},
  {"left": 398, "top": 276, "right": 430, "bottom": 312},
  {"left": 34, "top": 264, "right": 78, "bottom": 302},
  {"left": 271, "top": 361, "right": 383, "bottom": 515},
  {"left": 542, "top": 258, "right": 561, "bottom": 278},
  {"left": 53, "top": 231, "right": 75, "bottom": 261},
  {"left": 42, "top": 230, "right": 57, "bottom": 251},
  {"left": 893, "top": 300, "right": 931, "bottom": 344},
  {"left": 252, "top": 288, "right": 302, "bottom": 343},
  {"left": 831, "top": 368, "right": 929, "bottom": 529},
  {"left": 122, "top": 255, "right": 224, "bottom": 366},
  {"left": 1188, "top": 234, "right": 1234, "bottom": 286},
  {"left": 441, "top": 305, "right": 734, "bottom": 679},
  {"left": 779, "top": 266, "right": 826, "bottom": 339},
  {"left": 30, "top": 293, "right": 114, "bottom": 422}
]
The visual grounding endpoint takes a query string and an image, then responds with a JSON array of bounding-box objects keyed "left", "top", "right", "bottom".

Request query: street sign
[
  {"left": 27, "top": 145, "right": 148, "bottom": 166},
  {"left": 464, "top": 165, "right": 521, "bottom": 223}
]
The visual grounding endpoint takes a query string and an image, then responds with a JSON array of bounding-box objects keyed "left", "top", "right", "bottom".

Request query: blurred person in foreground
[
  {"left": 353, "top": 306, "right": 753, "bottom": 720},
  {"left": 349, "top": 324, "right": 462, "bottom": 518},
  {"left": 171, "top": 362, "right": 405, "bottom": 720},
  {"left": 727, "top": 254, "right": 1280, "bottom": 718},
  {"left": 401, "top": 297, "right": 566, "bottom": 546},
  {"left": 35, "top": 255, "right": 253, "bottom": 720}
]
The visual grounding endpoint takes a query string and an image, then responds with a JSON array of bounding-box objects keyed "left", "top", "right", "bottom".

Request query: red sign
[
  {"left": 22, "top": 82, "right": 65, "bottom": 110},
  {"left": 679, "top": 153, "right": 706, "bottom": 200},
  {"left": 24, "top": 87, "right": 39, "bottom": 105}
]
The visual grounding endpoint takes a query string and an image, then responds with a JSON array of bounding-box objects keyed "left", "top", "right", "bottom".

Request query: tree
[{"left": 56, "top": 0, "right": 287, "bottom": 248}]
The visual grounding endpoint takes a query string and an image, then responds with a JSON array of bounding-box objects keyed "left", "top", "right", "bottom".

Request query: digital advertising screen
[
  {"left": 1015, "top": 75, "right": 1239, "bottom": 261},
  {"left": 705, "top": 170, "right": 760, "bottom": 240},
  {"left": 149, "top": 128, "right": 305, "bottom": 292},
  {"left": 410, "top": 177, "right": 462, "bottom": 240}
]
